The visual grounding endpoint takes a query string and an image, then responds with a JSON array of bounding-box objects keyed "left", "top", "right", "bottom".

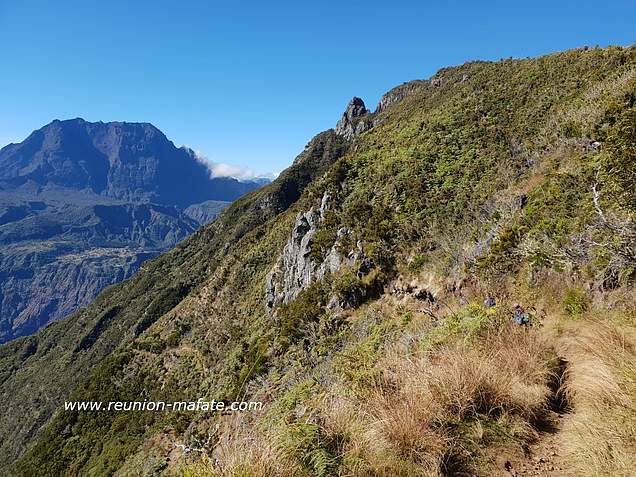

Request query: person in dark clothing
[
  {"left": 513, "top": 303, "right": 530, "bottom": 325},
  {"left": 484, "top": 295, "right": 496, "bottom": 308}
]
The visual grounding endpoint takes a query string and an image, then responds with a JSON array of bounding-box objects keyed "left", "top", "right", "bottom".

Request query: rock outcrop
[
  {"left": 375, "top": 80, "right": 426, "bottom": 113},
  {"left": 266, "top": 192, "right": 355, "bottom": 312},
  {"left": 333, "top": 84, "right": 427, "bottom": 142},
  {"left": 389, "top": 276, "right": 439, "bottom": 303},
  {"left": 183, "top": 200, "right": 230, "bottom": 225},
  {"left": 335, "top": 97, "right": 373, "bottom": 140}
]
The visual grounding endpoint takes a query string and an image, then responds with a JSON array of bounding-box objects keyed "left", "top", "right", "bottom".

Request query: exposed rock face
[
  {"left": 341, "top": 97, "right": 368, "bottom": 120},
  {"left": 390, "top": 278, "right": 437, "bottom": 303},
  {"left": 0, "top": 201, "right": 201, "bottom": 342},
  {"left": 183, "top": 200, "right": 230, "bottom": 225},
  {"left": 333, "top": 84, "right": 427, "bottom": 142},
  {"left": 265, "top": 192, "right": 355, "bottom": 312},
  {"left": 375, "top": 81, "right": 426, "bottom": 113},
  {"left": 1, "top": 246, "right": 148, "bottom": 338},
  {"left": 335, "top": 97, "right": 372, "bottom": 140}
]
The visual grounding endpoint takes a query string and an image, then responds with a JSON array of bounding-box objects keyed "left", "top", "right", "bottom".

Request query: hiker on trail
[
  {"left": 484, "top": 295, "right": 496, "bottom": 308},
  {"left": 513, "top": 303, "right": 530, "bottom": 326}
]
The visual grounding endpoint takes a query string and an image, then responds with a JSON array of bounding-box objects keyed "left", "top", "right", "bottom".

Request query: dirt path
[
  {"left": 503, "top": 410, "right": 571, "bottom": 476},
  {"left": 502, "top": 358, "right": 574, "bottom": 477}
]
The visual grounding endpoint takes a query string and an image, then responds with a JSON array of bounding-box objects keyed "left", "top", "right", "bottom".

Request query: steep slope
[
  {"left": 3, "top": 46, "right": 636, "bottom": 476},
  {"left": 0, "top": 119, "right": 266, "bottom": 343},
  {"left": 0, "top": 129, "right": 348, "bottom": 468},
  {"left": 0, "top": 201, "right": 199, "bottom": 339}
]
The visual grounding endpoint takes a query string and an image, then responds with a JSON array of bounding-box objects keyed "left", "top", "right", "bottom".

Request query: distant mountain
[
  {"left": 0, "top": 119, "right": 266, "bottom": 343},
  {"left": 0, "top": 118, "right": 258, "bottom": 205}
]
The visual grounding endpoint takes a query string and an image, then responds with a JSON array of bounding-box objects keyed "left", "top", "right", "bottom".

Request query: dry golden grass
[
  {"left": 559, "top": 319, "right": 636, "bottom": 477},
  {"left": 183, "top": 293, "right": 636, "bottom": 477},
  {"left": 183, "top": 429, "right": 297, "bottom": 477},
  {"left": 312, "top": 319, "right": 558, "bottom": 476},
  {"left": 184, "top": 308, "right": 559, "bottom": 476}
]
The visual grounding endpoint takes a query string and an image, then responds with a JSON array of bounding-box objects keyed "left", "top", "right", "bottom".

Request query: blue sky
[{"left": 1, "top": 1, "right": 635, "bottom": 178}]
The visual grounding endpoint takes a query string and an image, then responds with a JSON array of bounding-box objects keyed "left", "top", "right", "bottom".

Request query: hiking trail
[{"left": 502, "top": 357, "right": 575, "bottom": 477}]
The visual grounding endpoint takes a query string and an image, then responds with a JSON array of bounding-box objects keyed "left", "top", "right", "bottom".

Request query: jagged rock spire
[
  {"left": 343, "top": 97, "right": 368, "bottom": 120},
  {"left": 335, "top": 97, "right": 372, "bottom": 140}
]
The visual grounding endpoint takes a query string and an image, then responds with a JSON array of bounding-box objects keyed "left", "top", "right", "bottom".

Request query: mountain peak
[
  {"left": 0, "top": 120, "right": 260, "bottom": 206},
  {"left": 335, "top": 96, "right": 371, "bottom": 140},
  {"left": 0, "top": 119, "right": 267, "bottom": 344},
  {"left": 46, "top": 118, "right": 161, "bottom": 135},
  {"left": 344, "top": 97, "right": 368, "bottom": 118},
  {"left": 51, "top": 117, "right": 87, "bottom": 124}
]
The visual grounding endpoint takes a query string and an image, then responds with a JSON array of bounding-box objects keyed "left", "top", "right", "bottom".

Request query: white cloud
[{"left": 184, "top": 147, "right": 277, "bottom": 182}]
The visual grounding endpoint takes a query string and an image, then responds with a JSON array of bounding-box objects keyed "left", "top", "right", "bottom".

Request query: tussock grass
[
  {"left": 332, "top": 325, "right": 555, "bottom": 475},
  {"left": 184, "top": 294, "right": 636, "bottom": 477},
  {"left": 183, "top": 424, "right": 296, "bottom": 477},
  {"left": 184, "top": 305, "right": 559, "bottom": 476},
  {"left": 560, "top": 320, "right": 636, "bottom": 476}
]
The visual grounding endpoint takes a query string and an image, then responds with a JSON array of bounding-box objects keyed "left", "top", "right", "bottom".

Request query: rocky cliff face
[
  {"left": 265, "top": 192, "right": 357, "bottom": 312},
  {"left": 0, "top": 119, "right": 265, "bottom": 343},
  {"left": 375, "top": 80, "right": 426, "bottom": 112},
  {"left": 266, "top": 93, "right": 412, "bottom": 312},
  {"left": 0, "top": 201, "right": 199, "bottom": 341},
  {"left": 334, "top": 86, "right": 425, "bottom": 141},
  {"left": 183, "top": 200, "right": 230, "bottom": 224},
  {"left": 334, "top": 97, "right": 373, "bottom": 140}
]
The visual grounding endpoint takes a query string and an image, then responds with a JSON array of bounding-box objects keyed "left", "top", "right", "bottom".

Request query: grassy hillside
[
  {"left": 3, "top": 45, "right": 636, "bottom": 476},
  {"left": 0, "top": 130, "right": 348, "bottom": 468}
]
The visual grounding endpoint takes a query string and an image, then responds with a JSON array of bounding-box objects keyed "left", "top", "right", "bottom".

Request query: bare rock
[
  {"left": 375, "top": 81, "right": 425, "bottom": 113},
  {"left": 265, "top": 192, "right": 357, "bottom": 313},
  {"left": 335, "top": 97, "right": 372, "bottom": 140}
]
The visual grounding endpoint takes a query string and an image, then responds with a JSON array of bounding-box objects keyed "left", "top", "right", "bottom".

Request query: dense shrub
[{"left": 601, "top": 107, "right": 636, "bottom": 211}]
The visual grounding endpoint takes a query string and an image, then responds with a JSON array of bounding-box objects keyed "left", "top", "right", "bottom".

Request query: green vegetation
[
  {"left": 3, "top": 46, "right": 636, "bottom": 476},
  {"left": 562, "top": 287, "right": 589, "bottom": 318},
  {"left": 277, "top": 282, "right": 329, "bottom": 345},
  {"left": 601, "top": 107, "right": 636, "bottom": 211}
]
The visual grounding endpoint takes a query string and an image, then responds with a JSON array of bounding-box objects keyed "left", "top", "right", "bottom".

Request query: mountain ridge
[
  {"left": 2, "top": 45, "right": 636, "bottom": 476},
  {"left": 0, "top": 118, "right": 261, "bottom": 206},
  {"left": 0, "top": 119, "right": 267, "bottom": 343}
]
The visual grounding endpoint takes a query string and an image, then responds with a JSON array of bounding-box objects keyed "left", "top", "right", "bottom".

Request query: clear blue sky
[{"left": 1, "top": 1, "right": 634, "bottom": 177}]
